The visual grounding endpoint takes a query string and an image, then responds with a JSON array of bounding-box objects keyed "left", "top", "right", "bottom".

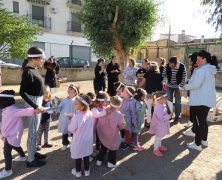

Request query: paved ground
[{"left": 0, "top": 81, "right": 222, "bottom": 180}]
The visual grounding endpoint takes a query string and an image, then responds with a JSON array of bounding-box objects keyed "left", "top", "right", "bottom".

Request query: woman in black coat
[
  {"left": 106, "top": 56, "right": 121, "bottom": 96},
  {"left": 44, "top": 56, "right": 60, "bottom": 88},
  {"left": 93, "top": 58, "right": 106, "bottom": 94}
]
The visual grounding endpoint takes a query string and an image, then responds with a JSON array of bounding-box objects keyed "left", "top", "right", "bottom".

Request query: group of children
[{"left": 0, "top": 81, "right": 172, "bottom": 178}]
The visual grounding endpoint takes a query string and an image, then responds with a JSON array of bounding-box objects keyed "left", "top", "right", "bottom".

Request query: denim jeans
[{"left": 167, "top": 86, "right": 181, "bottom": 119}]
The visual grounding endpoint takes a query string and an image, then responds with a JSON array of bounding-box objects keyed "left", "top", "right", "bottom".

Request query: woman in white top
[{"left": 123, "top": 58, "right": 139, "bottom": 86}]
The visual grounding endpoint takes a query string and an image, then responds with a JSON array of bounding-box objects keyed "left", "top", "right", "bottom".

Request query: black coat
[{"left": 44, "top": 62, "right": 60, "bottom": 88}]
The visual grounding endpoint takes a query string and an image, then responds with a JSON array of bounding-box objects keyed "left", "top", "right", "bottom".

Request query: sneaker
[
  {"left": 133, "top": 146, "right": 145, "bottom": 151},
  {"left": 34, "top": 152, "right": 47, "bottom": 160},
  {"left": 42, "top": 143, "right": 53, "bottom": 148},
  {"left": 183, "top": 129, "right": 195, "bottom": 137},
  {"left": 27, "top": 159, "right": 46, "bottom": 168},
  {"left": 13, "top": 156, "right": 27, "bottom": 162},
  {"left": 159, "top": 145, "right": 168, "bottom": 152},
  {"left": 75, "top": 172, "right": 81, "bottom": 178},
  {"left": 201, "top": 140, "right": 208, "bottom": 147},
  {"left": 61, "top": 145, "right": 68, "bottom": 151},
  {"left": 84, "top": 170, "right": 90, "bottom": 176},
  {"left": 107, "top": 162, "right": 117, "bottom": 168},
  {"left": 184, "top": 121, "right": 192, "bottom": 127},
  {"left": 36, "top": 145, "right": 42, "bottom": 151},
  {"left": 71, "top": 168, "right": 76, "bottom": 176},
  {"left": 153, "top": 149, "right": 164, "bottom": 157},
  {"left": 187, "top": 141, "right": 202, "bottom": 151},
  {"left": 96, "top": 160, "right": 102, "bottom": 166},
  {"left": 121, "top": 143, "right": 129, "bottom": 150},
  {"left": 0, "top": 169, "right": 13, "bottom": 179}
]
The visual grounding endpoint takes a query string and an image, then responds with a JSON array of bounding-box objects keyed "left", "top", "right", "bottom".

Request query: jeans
[{"left": 167, "top": 87, "right": 181, "bottom": 119}]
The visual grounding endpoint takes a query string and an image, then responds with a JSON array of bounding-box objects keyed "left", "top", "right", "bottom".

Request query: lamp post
[{"left": 69, "top": 40, "right": 74, "bottom": 67}]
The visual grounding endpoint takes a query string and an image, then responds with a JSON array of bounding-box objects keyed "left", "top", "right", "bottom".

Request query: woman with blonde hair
[{"left": 123, "top": 58, "right": 139, "bottom": 86}]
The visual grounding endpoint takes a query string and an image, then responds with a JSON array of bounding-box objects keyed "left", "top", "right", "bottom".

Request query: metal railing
[
  {"left": 67, "top": 0, "right": 81, "bottom": 5},
  {"left": 27, "top": 14, "right": 51, "bottom": 29},
  {"left": 67, "top": 21, "right": 82, "bottom": 32}
]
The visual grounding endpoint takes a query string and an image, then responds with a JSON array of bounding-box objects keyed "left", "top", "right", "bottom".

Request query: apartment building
[{"left": 2, "top": 0, "right": 96, "bottom": 63}]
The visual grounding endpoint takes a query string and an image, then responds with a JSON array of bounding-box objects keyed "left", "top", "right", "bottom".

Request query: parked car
[
  {"left": 56, "top": 57, "right": 90, "bottom": 68},
  {"left": 0, "top": 59, "right": 22, "bottom": 68}
]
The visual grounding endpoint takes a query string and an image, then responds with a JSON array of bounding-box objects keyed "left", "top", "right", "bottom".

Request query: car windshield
[{"left": 0, "top": 60, "right": 6, "bottom": 64}]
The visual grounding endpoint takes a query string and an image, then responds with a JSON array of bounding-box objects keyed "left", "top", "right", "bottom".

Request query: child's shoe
[
  {"left": 133, "top": 146, "right": 145, "bottom": 151},
  {"left": 75, "top": 172, "right": 82, "bottom": 178},
  {"left": 96, "top": 160, "right": 102, "bottom": 166},
  {"left": 153, "top": 149, "right": 164, "bottom": 157},
  {"left": 61, "top": 145, "right": 68, "bottom": 151},
  {"left": 84, "top": 170, "right": 90, "bottom": 176},
  {"left": 42, "top": 143, "right": 53, "bottom": 148},
  {"left": 159, "top": 145, "right": 168, "bottom": 152},
  {"left": 71, "top": 168, "right": 76, "bottom": 176},
  {"left": 107, "top": 162, "right": 117, "bottom": 168},
  {"left": 13, "top": 156, "right": 27, "bottom": 162},
  {"left": 201, "top": 140, "right": 208, "bottom": 147},
  {"left": 0, "top": 169, "right": 13, "bottom": 179},
  {"left": 121, "top": 143, "right": 129, "bottom": 150}
]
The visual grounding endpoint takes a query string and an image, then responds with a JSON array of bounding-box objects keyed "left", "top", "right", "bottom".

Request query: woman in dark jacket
[
  {"left": 106, "top": 56, "right": 121, "bottom": 96},
  {"left": 93, "top": 58, "right": 106, "bottom": 94},
  {"left": 44, "top": 56, "right": 60, "bottom": 88}
]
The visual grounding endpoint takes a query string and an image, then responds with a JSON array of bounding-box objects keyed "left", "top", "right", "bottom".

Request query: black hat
[{"left": 0, "top": 90, "right": 15, "bottom": 109}]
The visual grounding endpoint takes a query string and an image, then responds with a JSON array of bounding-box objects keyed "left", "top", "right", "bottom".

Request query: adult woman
[
  {"left": 140, "top": 62, "right": 163, "bottom": 125},
  {"left": 183, "top": 50, "right": 216, "bottom": 151},
  {"left": 136, "top": 58, "right": 149, "bottom": 86},
  {"left": 156, "top": 57, "right": 166, "bottom": 75},
  {"left": 123, "top": 58, "right": 139, "bottom": 86},
  {"left": 44, "top": 56, "right": 60, "bottom": 89},
  {"left": 19, "top": 47, "right": 46, "bottom": 167},
  {"left": 93, "top": 58, "right": 106, "bottom": 94},
  {"left": 106, "top": 56, "right": 121, "bottom": 96}
]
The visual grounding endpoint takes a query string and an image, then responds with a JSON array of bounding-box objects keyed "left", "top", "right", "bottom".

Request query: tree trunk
[{"left": 111, "top": 6, "right": 128, "bottom": 81}]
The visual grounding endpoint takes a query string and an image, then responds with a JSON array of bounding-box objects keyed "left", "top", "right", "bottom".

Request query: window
[{"left": 13, "top": 1, "right": 19, "bottom": 13}]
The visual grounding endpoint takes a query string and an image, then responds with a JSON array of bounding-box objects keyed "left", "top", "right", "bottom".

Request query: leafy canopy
[
  {"left": 0, "top": 5, "right": 40, "bottom": 58},
  {"left": 80, "top": 0, "right": 159, "bottom": 57},
  {"left": 201, "top": 0, "right": 222, "bottom": 35}
]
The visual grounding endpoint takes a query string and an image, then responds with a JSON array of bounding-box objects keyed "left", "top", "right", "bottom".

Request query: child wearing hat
[
  {"left": 0, "top": 90, "right": 36, "bottom": 179},
  {"left": 96, "top": 96, "right": 126, "bottom": 168},
  {"left": 149, "top": 91, "right": 173, "bottom": 157}
]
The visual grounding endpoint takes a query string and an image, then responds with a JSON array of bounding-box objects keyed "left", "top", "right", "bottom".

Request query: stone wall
[{"left": 1, "top": 67, "right": 95, "bottom": 85}]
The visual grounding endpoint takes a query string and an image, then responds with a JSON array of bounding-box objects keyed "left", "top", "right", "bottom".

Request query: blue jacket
[{"left": 184, "top": 64, "right": 216, "bottom": 108}]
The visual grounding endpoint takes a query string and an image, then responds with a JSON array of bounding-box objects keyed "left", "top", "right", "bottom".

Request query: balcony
[
  {"left": 27, "top": 14, "right": 51, "bottom": 29},
  {"left": 67, "top": 21, "right": 82, "bottom": 33},
  {"left": 27, "top": 0, "right": 51, "bottom": 5},
  {"left": 67, "top": 0, "right": 81, "bottom": 5}
]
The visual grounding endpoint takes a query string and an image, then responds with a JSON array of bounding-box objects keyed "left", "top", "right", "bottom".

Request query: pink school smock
[
  {"left": 68, "top": 110, "right": 94, "bottom": 159},
  {"left": 149, "top": 103, "right": 171, "bottom": 138},
  {"left": 96, "top": 110, "right": 126, "bottom": 151},
  {"left": 1, "top": 105, "right": 34, "bottom": 147}
]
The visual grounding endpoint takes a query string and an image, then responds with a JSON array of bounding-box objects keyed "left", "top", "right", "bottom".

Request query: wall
[{"left": 1, "top": 67, "right": 95, "bottom": 85}]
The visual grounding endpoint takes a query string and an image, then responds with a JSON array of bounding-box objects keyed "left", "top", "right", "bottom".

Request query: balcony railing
[
  {"left": 27, "top": 14, "right": 51, "bottom": 29},
  {"left": 67, "top": 0, "right": 81, "bottom": 5},
  {"left": 67, "top": 21, "right": 82, "bottom": 32}
]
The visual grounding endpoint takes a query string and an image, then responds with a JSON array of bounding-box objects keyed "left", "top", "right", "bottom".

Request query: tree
[
  {"left": 0, "top": 6, "right": 41, "bottom": 58},
  {"left": 80, "top": 0, "right": 159, "bottom": 69},
  {"left": 201, "top": 0, "right": 222, "bottom": 35}
]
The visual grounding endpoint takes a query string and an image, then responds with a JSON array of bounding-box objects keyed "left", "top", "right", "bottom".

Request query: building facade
[{"left": 2, "top": 0, "right": 97, "bottom": 63}]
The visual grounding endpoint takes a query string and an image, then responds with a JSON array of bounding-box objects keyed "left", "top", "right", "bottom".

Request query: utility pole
[
  {"left": 167, "top": 24, "right": 171, "bottom": 60},
  {"left": 69, "top": 41, "right": 74, "bottom": 67}
]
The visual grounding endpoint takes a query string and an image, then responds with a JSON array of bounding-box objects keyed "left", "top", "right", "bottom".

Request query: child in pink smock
[
  {"left": 68, "top": 94, "right": 94, "bottom": 178},
  {"left": 149, "top": 91, "right": 173, "bottom": 157},
  {"left": 0, "top": 90, "right": 35, "bottom": 179},
  {"left": 96, "top": 96, "right": 125, "bottom": 168}
]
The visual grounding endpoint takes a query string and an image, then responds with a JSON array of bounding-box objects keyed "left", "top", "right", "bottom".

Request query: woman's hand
[{"left": 35, "top": 106, "right": 45, "bottom": 113}]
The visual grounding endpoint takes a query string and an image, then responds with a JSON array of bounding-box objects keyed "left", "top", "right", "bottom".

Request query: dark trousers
[
  {"left": 4, "top": 139, "right": 25, "bottom": 170},
  {"left": 75, "top": 156, "right": 90, "bottom": 172},
  {"left": 62, "top": 134, "right": 69, "bottom": 146},
  {"left": 95, "top": 131, "right": 101, "bottom": 151},
  {"left": 97, "top": 143, "right": 117, "bottom": 165},
  {"left": 37, "top": 121, "right": 50, "bottom": 145},
  {"left": 190, "top": 106, "right": 210, "bottom": 146}
]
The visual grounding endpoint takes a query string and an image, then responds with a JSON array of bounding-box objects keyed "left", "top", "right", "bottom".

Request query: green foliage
[
  {"left": 0, "top": 7, "right": 41, "bottom": 58},
  {"left": 201, "top": 0, "right": 222, "bottom": 35},
  {"left": 80, "top": 0, "right": 159, "bottom": 57}
]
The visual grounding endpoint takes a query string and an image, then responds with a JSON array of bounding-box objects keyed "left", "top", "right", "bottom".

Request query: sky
[{"left": 152, "top": 0, "right": 220, "bottom": 40}]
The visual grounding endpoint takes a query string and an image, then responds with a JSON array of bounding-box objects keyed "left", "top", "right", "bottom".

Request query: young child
[
  {"left": 92, "top": 91, "right": 110, "bottom": 153},
  {"left": 132, "top": 88, "right": 147, "bottom": 151},
  {"left": 96, "top": 96, "right": 126, "bottom": 168},
  {"left": 149, "top": 91, "right": 172, "bottom": 157},
  {"left": 68, "top": 94, "right": 94, "bottom": 178},
  {"left": 58, "top": 84, "right": 79, "bottom": 150},
  {"left": 120, "top": 86, "right": 137, "bottom": 150},
  {"left": 113, "top": 82, "right": 125, "bottom": 98},
  {"left": 36, "top": 86, "right": 53, "bottom": 150},
  {"left": 0, "top": 90, "right": 35, "bottom": 179}
]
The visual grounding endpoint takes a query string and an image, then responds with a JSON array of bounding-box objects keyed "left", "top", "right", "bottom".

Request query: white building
[{"left": 2, "top": 0, "right": 97, "bottom": 63}]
